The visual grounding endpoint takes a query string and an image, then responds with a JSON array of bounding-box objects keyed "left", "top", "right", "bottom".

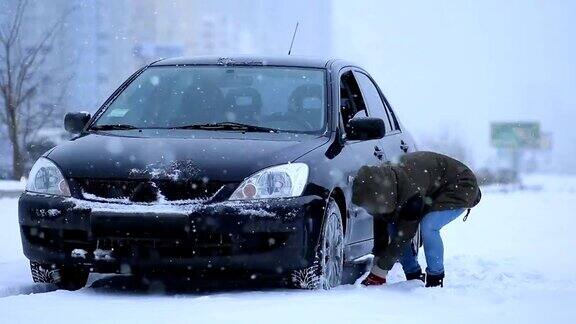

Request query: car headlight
[
  {"left": 230, "top": 163, "right": 309, "bottom": 200},
  {"left": 25, "top": 158, "right": 71, "bottom": 197}
]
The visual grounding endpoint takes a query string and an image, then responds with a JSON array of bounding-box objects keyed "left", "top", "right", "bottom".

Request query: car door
[
  {"left": 337, "top": 69, "right": 386, "bottom": 249},
  {"left": 353, "top": 70, "right": 423, "bottom": 258},
  {"left": 353, "top": 70, "right": 409, "bottom": 163},
  {"left": 382, "top": 93, "right": 417, "bottom": 153}
]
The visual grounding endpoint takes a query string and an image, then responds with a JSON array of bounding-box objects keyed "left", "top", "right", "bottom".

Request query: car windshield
[{"left": 93, "top": 66, "right": 327, "bottom": 133}]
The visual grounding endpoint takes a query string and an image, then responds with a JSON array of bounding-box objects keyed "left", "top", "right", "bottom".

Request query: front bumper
[{"left": 18, "top": 193, "right": 326, "bottom": 274}]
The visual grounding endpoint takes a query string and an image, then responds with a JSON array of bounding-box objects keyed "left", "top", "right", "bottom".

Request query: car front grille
[
  {"left": 22, "top": 225, "right": 288, "bottom": 258},
  {"left": 75, "top": 178, "right": 228, "bottom": 202}
]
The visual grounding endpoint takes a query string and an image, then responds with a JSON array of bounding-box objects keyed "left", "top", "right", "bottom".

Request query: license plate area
[{"left": 91, "top": 213, "right": 188, "bottom": 239}]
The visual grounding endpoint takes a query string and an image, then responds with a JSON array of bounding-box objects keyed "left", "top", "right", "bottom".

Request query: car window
[
  {"left": 354, "top": 72, "right": 393, "bottom": 133},
  {"left": 340, "top": 71, "right": 367, "bottom": 128},
  {"left": 94, "top": 66, "right": 327, "bottom": 133},
  {"left": 384, "top": 100, "right": 401, "bottom": 131}
]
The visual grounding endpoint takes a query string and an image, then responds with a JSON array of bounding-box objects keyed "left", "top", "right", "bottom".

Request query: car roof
[{"left": 151, "top": 55, "right": 341, "bottom": 69}]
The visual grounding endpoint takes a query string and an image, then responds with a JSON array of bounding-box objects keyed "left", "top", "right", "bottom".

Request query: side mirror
[
  {"left": 346, "top": 117, "right": 386, "bottom": 141},
  {"left": 64, "top": 112, "right": 91, "bottom": 134}
]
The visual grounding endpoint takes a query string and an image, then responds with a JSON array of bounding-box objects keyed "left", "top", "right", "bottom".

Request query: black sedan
[{"left": 19, "top": 56, "right": 416, "bottom": 290}]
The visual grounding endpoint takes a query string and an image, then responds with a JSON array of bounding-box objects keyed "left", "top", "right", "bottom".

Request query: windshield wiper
[
  {"left": 90, "top": 124, "right": 139, "bottom": 131},
  {"left": 171, "top": 122, "right": 279, "bottom": 133}
]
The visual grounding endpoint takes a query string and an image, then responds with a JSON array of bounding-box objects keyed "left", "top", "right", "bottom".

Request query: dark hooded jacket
[{"left": 352, "top": 151, "right": 481, "bottom": 271}]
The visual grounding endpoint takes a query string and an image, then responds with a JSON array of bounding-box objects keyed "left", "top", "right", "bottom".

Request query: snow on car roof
[{"left": 151, "top": 55, "right": 335, "bottom": 68}]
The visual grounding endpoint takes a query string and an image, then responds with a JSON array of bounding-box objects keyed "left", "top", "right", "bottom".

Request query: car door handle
[
  {"left": 373, "top": 146, "right": 384, "bottom": 160},
  {"left": 400, "top": 140, "right": 409, "bottom": 153}
]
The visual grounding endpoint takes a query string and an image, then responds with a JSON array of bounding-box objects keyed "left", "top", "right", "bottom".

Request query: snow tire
[
  {"left": 290, "top": 198, "right": 344, "bottom": 290},
  {"left": 30, "top": 261, "right": 89, "bottom": 291}
]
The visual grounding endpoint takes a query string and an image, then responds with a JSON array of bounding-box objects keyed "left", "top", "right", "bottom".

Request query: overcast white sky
[{"left": 332, "top": 0, "right": 576, "bottom": 172}]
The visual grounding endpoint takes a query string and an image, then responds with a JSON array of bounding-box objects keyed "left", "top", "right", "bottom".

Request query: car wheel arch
[
  {"left": 328, "top": 187, "right": 347, "bottom": 234},
  {"left": 293, "top": 192, "right": 345, "bottom": 289}
]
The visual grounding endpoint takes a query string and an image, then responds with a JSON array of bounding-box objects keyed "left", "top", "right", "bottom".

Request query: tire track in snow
[{"left": 0, "top": 283, "right": 58, "bottom": 298}]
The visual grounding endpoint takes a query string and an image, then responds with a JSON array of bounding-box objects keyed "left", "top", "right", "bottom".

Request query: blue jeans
[{"left": 392, "top": 208, "right": 465, "bottom": 276}]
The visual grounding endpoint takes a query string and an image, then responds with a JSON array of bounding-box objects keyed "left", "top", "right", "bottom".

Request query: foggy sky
[
  {"left": 331, "top": 0, "right": 576, "bottom": 172},
  {"left": 2, "top": 0, "right": 574, "bottom": 174}
]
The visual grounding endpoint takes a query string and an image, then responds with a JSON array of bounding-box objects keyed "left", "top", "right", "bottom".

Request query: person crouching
[{"left": 352, "top": 151, "right": 481, "bottom": 287}]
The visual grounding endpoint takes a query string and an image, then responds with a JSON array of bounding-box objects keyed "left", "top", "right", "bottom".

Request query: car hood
[{"left": 47, "top": 130, "right": 330, "bottom": 182}]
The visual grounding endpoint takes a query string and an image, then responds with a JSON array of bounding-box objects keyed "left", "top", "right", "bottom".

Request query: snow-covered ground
[
  {"left": 1, "top": 175, "right": 575, "bottom": 323},
  {"left": 0, "top": 180, "right": 25, "bottom": 191}
]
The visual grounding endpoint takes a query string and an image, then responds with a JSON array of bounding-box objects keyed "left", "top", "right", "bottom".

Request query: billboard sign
[{"left": 490, "top": 122, "right": 541, "bottom": 149}]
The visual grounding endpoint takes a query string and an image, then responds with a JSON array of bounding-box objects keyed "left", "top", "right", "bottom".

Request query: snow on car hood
[
  {"left": 64, "top": 194, "right": 276, "bottom": 218},
  {"left": 47, "top": 130, "right": 329, "bottom": 182}
]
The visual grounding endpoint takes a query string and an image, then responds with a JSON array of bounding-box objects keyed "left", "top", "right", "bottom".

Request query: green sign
[{"left": 490, "top": 122, "right": 541, "bottom": 149}]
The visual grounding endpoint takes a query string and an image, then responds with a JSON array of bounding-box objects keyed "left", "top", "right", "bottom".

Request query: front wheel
[
  {"left": 291, "top": 198, "right": 344, "bottom": 289},
  {"left": 30, "top": 261, "right": 89, "bottom": 291}
]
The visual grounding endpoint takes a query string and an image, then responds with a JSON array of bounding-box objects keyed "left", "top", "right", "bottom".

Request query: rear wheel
[
  {"left": 30, "top": 261, "right": 89, "bottom": 291},
  {"left": 290, "top": 198, "right": 344, "bottom": 289}
]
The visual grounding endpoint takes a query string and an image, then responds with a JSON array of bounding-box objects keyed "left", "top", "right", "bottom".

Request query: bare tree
[
  {"left": 418, "top": 128, "right": 473, "bottom": 168},
  {"left": 0, "top": 0, "right": 72, "bottom": 179}
]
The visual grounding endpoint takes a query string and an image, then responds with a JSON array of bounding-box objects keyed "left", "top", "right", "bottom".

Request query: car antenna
[{"left": 288, "top": 22, "right": 299, "bottom": 55}]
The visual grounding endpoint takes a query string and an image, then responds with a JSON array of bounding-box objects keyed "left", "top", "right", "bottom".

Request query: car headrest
[
  {"left": 224, "top": 87, "right": 262, "bottom": 122},
  {"left": 225, "top": 88, "right": 262, "bottom": 109},
  {"left": 288, "top": 84, "right": 323, "bottom": 111}
]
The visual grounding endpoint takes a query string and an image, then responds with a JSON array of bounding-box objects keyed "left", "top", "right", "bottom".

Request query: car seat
[
  {"left": 223, "top": 87, "right": 263, "bottom": 124},
  {"left": 287, "top": 84, "right": 324, "bottom": 130},
  {"left": 174, "top": 80, "right": 224, "bottom": 126}
]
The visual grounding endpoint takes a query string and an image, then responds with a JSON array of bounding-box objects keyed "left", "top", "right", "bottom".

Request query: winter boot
[
  {"left": 362, "top": 264, "right": 388, "bottom": 286},
  {"left": 361, "top": 273, "right": 386, "bottom": 286},
  {"left": 405, "top": 271, "right": 425, "bottom": 283},
  {"left": 425, "top": 273, "right": 445, "bottom": 287}
]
